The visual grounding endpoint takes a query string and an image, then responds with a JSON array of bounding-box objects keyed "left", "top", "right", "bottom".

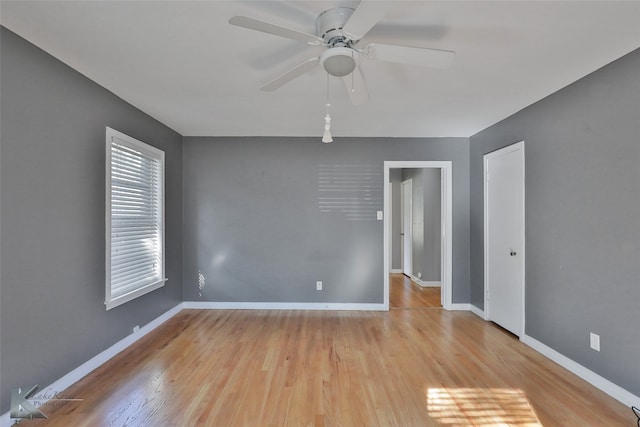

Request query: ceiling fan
[{"left": 229, "top": 1, "right": 455, "bottom": 105}]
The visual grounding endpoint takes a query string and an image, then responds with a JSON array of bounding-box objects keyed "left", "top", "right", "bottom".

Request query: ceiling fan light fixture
[
  {"left": 320, "top": 47, "right": 356, "bottom": 77},
  {"left": 322, "top": 113, "right": 333, "bottom": 143},
  {"left": 322, "top": 128, "right": 333, "bottom": 143},
  {"left": 231, "top": 4, "right": 457, "bottom": 107}
]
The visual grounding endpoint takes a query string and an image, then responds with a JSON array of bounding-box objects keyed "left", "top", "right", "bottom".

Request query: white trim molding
[
  {"left": 1, "top": 303, "right": 183, "bottom": 427},
  {"left": 470, "top": 305, "right": 485, "bottom": 319},
  {"left": 390, "top": 269, "right": 403, "bottom": 274},
  {"left": 384, "top": 161, "right": 453, "bottom": 312},
  {"left": 521, "top": 334, "right": 640, "bottom": 408},
  {"left": 414, "top": 280, "right": 441, "bottom": 288},
  {"left": 448, "top": 303, "right": 472, "bottom": 311},
  {"left": 183, "top": 302, "right": 386, "bottom": 311}
]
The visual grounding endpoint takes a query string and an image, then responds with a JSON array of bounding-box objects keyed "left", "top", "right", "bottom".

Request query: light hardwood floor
[
  {"left": 390, "top": 273, "right": 441, "bottom": 309},
  {"left": 22, "top": 309, "right": 633, "bottom": 426}
]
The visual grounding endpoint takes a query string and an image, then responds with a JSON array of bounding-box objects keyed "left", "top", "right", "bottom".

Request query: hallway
[{"left": 390, "top": 273, "right": 441, "bottom": 309}]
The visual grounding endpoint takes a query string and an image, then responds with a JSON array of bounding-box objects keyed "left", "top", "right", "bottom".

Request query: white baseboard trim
[
  {"left": 409, "top": 274, "right": 430, "bottom": 288},
  {"left": 408, "top": 275, "right": 441, "bottom": 288},
  {"left": 183, "top": 301, "right": 386, "bottom": 311},
  {"left": 521, "top": 334, "right": 640, "bottom": 408},
  {"left": 448, "top": 303, "right": 471, "bottom": 311},
  {"left": 417, "top": 281, "right": 441, "bottom": 288},
  {"left": 390, "top": 269, "right": 403, "bottom": 274},
  {"left": 470, "top": 305, "right": 485, "bottom": 319},
  {"left": 0, "top": 303, "right": 184, "bottom": 427}
]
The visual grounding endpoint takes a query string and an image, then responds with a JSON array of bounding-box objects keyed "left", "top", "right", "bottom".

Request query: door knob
[{"left": 510, "top": 251, "right": 517, "bottom": 256}]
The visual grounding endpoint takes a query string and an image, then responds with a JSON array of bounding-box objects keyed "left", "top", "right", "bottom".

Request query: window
[{"left": 106, "top": 127, "right": 165, "bottom": 310}]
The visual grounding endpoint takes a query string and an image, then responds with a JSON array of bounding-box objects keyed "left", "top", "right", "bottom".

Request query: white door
[
  {"left": 484, "top": 141, "right": 525, "bottom": 337},
  {"left": 401, "top": 179, "right": 412, "bottom": 276}
]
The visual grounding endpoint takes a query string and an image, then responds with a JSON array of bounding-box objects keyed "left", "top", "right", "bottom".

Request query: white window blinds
[{"left": 106, "top": 127, "right": 165, "bottom": 310}]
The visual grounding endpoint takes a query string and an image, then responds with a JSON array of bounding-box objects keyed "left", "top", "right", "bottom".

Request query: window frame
[{"left": 105, "top": 127, "right": 166, "bottom": 310}]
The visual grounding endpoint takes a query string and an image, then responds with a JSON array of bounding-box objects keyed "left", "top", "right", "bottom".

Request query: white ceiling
[{"left": 2, "top": 1, "right": 639, "bottom": 138}]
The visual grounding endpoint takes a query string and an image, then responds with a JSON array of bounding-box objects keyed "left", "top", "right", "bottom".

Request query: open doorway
[{"left": 383, "top": 161, "right": 452, "bottom": 310}]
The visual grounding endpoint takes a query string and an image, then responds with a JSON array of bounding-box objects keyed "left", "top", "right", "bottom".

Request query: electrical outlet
[
  {"left": 132, "top": 325, "right": 140, "bottom": 334},
  {"left": 590, "top": 332, "right": 600, "bottom": 351},
  {"left": 316, "top": 281, "right": 323, "bottom": 291}
]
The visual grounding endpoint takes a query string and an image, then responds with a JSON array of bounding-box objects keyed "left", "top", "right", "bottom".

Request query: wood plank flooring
[
  {"left": 21, "top": 309, "right": 633, "bottom": 426},
  {"left": 390, "top": 273, "right": 441, "bottom": 309}
]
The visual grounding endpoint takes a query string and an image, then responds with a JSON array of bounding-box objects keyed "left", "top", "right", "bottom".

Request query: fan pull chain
[
  {"left": 326, "top": 72, "right": 330, "bottom": 109},
  {"left": 351, "top": 51, "right": 355, "bottom": 93},
  {"left": 326, "top": 72, "right": 332, "bottom": 116},
  {"left": 322, "top": 73, "right": 333, "bottom": 143}
]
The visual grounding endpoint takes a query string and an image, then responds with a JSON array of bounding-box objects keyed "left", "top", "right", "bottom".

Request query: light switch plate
[{"left": 590, "top": 332, "right": 600, "bottom": 351}]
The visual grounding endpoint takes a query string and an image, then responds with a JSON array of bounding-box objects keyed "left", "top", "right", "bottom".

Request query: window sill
[{"left": 105, "top": 278, "right": 168, "bottom": 311}]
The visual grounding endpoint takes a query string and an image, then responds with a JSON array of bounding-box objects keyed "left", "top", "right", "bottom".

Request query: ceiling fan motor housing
[
  {"left": 316, "top": 7, "right": 354, "bottom": 41},
  {"left": 317, "top": 7, "right": 357, "bottom": 77}
]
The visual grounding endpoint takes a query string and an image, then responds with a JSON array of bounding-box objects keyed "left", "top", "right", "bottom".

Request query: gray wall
[
  {"left": 422, "top": 168, "right": 441, "bottom": 281},
  {"left": 183, "top": 137, "right": 469, "bottom": 304},
  {"left": 0, "top": 28, "right": 183, "bottom": 412},
  {"left": 470, "top": 48, "right": 640, "bottom": 395}
]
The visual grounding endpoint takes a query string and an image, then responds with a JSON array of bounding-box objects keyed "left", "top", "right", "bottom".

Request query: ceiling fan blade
[
  {"left": 260, "top": 57, "right": 320, "bottom": 91},
  {"left": 229, "top": 16, "right": 324, "bottom": 45},
  {"left": 342, "top": 0, "right": 392, "bottom": 41},
  {"left": 342, "top": 64, "right": 369, "bottom": 105},
  {"left": 363, "top": 43, "right": 455, "bottom": 69}
]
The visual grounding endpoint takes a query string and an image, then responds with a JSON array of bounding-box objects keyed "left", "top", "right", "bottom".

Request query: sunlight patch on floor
[{"left": 426, "top": 387, "right": 542, "bottom": 426}]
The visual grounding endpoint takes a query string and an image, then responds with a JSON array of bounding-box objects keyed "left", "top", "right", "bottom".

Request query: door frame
[
  {"left": 384, "top": 161, "right": 452, "bottom": 310},
  {"left": 401, "top": 178, "right": 413, "bottom": 277},
  {"left": 388, "top": 183, "right": 393, "bottom": 272},
  {"left": 483, "top": 141, "right": 525, "bottom": 336}
]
